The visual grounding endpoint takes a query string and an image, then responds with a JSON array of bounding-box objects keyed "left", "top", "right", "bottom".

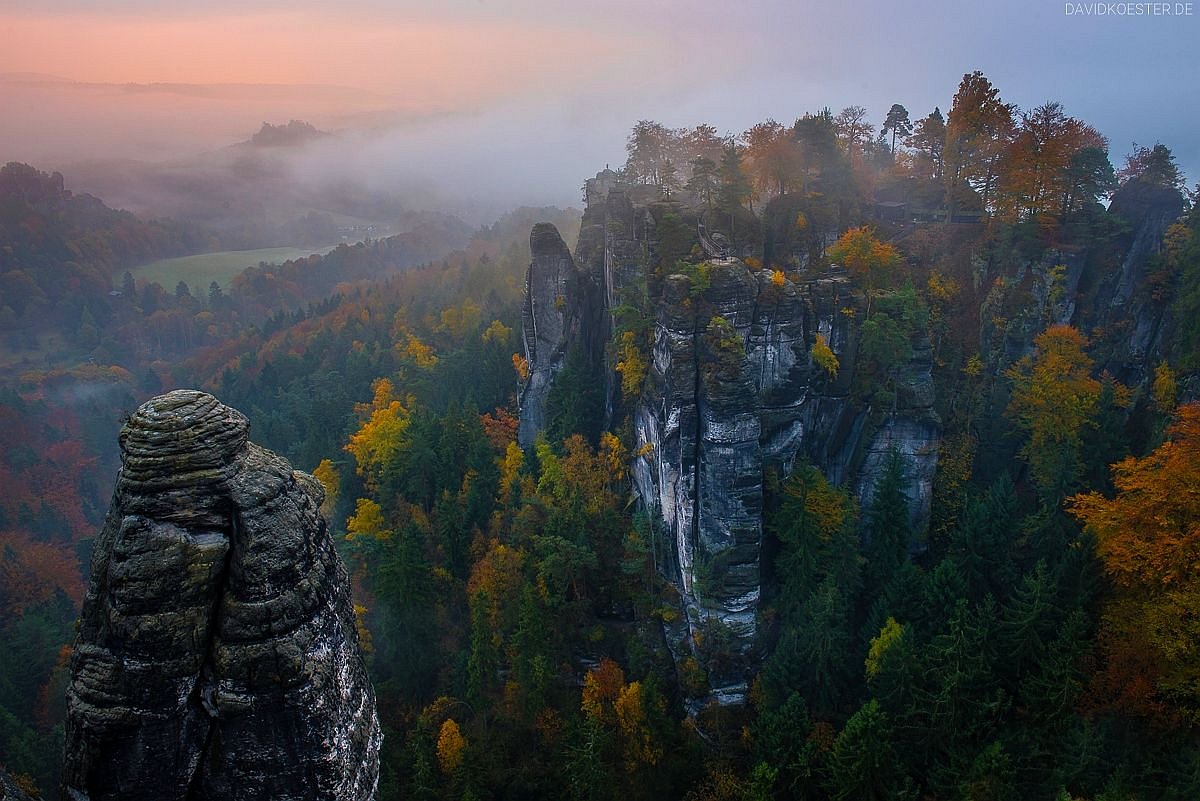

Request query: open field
[{"left": 123, "top": 244, "right": 341, "bottom": 292}]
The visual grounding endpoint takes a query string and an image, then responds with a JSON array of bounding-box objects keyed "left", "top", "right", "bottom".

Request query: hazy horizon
[{"left": 2, "top": 0, "right": 1196, "bottom": 220}]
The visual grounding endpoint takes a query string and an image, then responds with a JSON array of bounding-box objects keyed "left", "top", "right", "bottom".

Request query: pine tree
[
  {"left": 717, "top": 140, "right": 752, "bottom": 219},
  {"left": 866, "top": 448, "right": 911, "bottom": 592},
  {"left": 997, "top": 560, "right": 1060, "bottom": 680},
  {"left": 827, "top": 699, "right": 907, "bottom": 801},
  {"left": 947, "top": 476, "right": 1018, "bottom": 602},
  {"left": 882, "top": 104, "right": 913, "bottom": 155},
  {"left": 467, "top": 589, "right": 498, "bottom": 708},
  {"left": 511, "top": 583, "right": 551, "bottom": 718},
  {"left": 373, "top": 523, "right": 437, "bottom": 697}
]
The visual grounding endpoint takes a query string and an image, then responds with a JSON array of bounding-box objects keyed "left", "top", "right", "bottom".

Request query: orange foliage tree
[
  {"left": 1069, "top": 403, "right": 1200, "bottom": 723},
  {"left": 827, "top": 227, "right": 902, "bottom": 292}
]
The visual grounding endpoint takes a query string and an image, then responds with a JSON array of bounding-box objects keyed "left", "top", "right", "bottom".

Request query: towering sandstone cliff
[
  {"left": 63, "top": 390, "right": 380, "bottom": 801},
  {"left": 518, "top": 174, "right": 940, "bottom": 703}
]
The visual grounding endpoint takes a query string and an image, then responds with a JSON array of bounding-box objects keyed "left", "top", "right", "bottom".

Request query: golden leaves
[{"left": 436, "top": 718, "right": 467, "bottom": 775}]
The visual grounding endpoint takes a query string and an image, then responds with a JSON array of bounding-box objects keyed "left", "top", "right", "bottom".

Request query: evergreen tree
[
  {"left": 827, "top": 700, "right": 908, "bottom": 801},
  {"left": 947, "top": 476, "right": 1018, "bottom": 602},
  {"left": 997, "top": 561, "right": 1060, "bottom": 680},
  {"left": 866, "top": 447, "right": 911, "bottom": 592},
  {"left": 466, "top": 589, "right": 497, "bottom": 708},
  {"left": 686, "top": 156, "right": 719, "bottom": 210},
  {"left": 511, "top": 583, "right": 551, "bottom": 718},
  {"left": 717, "top": 140, "right": 752, "bottom": 218},
  {"left": 373, "top": 522, "right": 438, "bottom": 699},
  {"left": 882, "top": 104, "right": 913, "bottom": 155}
]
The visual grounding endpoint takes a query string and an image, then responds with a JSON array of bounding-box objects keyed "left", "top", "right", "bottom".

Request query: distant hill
[{"left": 247, "top": 120, "right": 331, "bottom": 148}]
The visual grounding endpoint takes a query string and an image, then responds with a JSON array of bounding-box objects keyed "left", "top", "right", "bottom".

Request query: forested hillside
[{"left": 3, "top": 69, "right": 1200, "bottom": 800}]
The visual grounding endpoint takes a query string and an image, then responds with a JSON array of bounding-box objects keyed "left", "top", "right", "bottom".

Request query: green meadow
[{"left": 124, "top": 244, "right": 340, "bottom": 292}]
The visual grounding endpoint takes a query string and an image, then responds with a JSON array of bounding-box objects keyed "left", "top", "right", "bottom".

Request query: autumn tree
[
  {"left": 312, "top": 458, "right": 340, "bottom": 520},
  {"left": 436, "top": 718, "right": 467, "bottom": 776},
  {"left": 834, "top": 106, "right": 873, "bottom": 163},
  {"left": 1069, "top": 404, "right": 1200, "bottom": 722},
  {"left": 944, "top": 71, "right": 1016, "bottom": 214},
  {"left": 1004, "top": 325, "right": 1103, "bottom": 501},
  {"left": 827, "top": 226, "right": 902, "bottom": 293},
  {"left": 345, "top": 378, "right": 411, "bottom": 492},
  {"left": 995, "top": 102, "right": 1109, "bottom": 225},
  {"left": 742, "top": 120, "right": 804, "bottom": 202},
  {"left": 907, "top": 107, "right": 946, "bottom": 179}
]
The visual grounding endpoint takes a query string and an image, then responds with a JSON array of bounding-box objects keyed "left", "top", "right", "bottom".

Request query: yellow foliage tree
[
  {"left": 438, "top": 299, "right": 482, "bottom": 341},
  {"left": 827, "top": 226, "right": 902, "bottom": 291},
  {"left": 498, "top": 441, "right": 525, "bottom": 499},
  {"left": 468, "top": 539, "right": 525, "bottom": 629},
  {"left": 512, "top": 352, "right": 531, "bottom": 382},
  {"left": 345, "top": 391, "right": 411, "bottom": 490},
  {"left": 311, "top": 458, "right": 340, "bottom": 519},
  {"left": 482, "top": 319, "right": 512, "bottom": 344},
  {"left": 614, "top": 680, "right": 663, "bottom": 767},
  {"left": 346, "top": 497, "right": 390, "bottom": 541},
  {"left": 1154, "top": 361, "right": 1178, "bottom": 414},
  {"left": 1005, "top": 324, "right": 1103, "bottom": 498},
  {"left": 353, "top": 603, "right": 374, "bottom": 654},
  {"left": 615, "top": 330, "right": 649, "bottom": 400},
  {"left": 865, "top": 617, "right": 904, "bottom": 680},
  {"left": 810, "top": 333, "right": 839, "bottom": 378},
  {"left": 598, "top": 432, "right": 628, "bottom": 483},
  {"left": 581, "top": 657, "right": 626, "bottom": 725},
  {"left": 402, "top": 333, "right": 438, "bottom": 368},
  {"left": 436, "top": 718, "right": 467, "bottom": 775}
]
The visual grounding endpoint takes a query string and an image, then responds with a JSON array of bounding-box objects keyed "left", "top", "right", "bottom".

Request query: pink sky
[{"left": 0, "top": 9, "right": 628, "bottom": 102}]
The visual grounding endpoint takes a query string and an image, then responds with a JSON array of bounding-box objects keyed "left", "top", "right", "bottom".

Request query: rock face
[
  {"left": 63, "top": 390, "right": 380, "bottom": 801},
  {"left": 0, "top": 771, "right": 36, "bottom": 801},
  {"left": 519, "top": 173, "right": 940, "bottom": 704}
]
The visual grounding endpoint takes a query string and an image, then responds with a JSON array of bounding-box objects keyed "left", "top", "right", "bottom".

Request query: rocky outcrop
[
  {"left": 63, "top": 390, "right": 380, "bottom": 801},
  {"left": 521, "top": 174, "right": 940, "bottom": 706},
  {"left": 519, "top": 223, "right": 590, "bottom": 445},
  {"left": 0, "top": 772, "right": 35, "bottom": 801},
  {"left": 854, "top": 334, "right": 940, "bottom": 538},
  {"left": 629, "top": 262, "right": 916, "bottom": 703}
]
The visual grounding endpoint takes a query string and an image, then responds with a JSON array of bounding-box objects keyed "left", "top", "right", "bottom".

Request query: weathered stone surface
[
  {"left": 0, "top": 771, "right": 36, "bottom": 801},
  {"left": 519, "top": 223, "right": 584, "bottom": 446},
  {"left": 63, "top": 389, "right": 380, "bottom": 801}
]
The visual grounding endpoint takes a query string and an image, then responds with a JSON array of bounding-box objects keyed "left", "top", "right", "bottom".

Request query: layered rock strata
[{"left": 63, "top": 390, "right": 380, "bottom": 801}]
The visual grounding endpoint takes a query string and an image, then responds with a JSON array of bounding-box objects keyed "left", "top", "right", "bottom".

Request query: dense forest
[{"left": 3, "top": 69, "right": 1200, "bottom": 800}]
